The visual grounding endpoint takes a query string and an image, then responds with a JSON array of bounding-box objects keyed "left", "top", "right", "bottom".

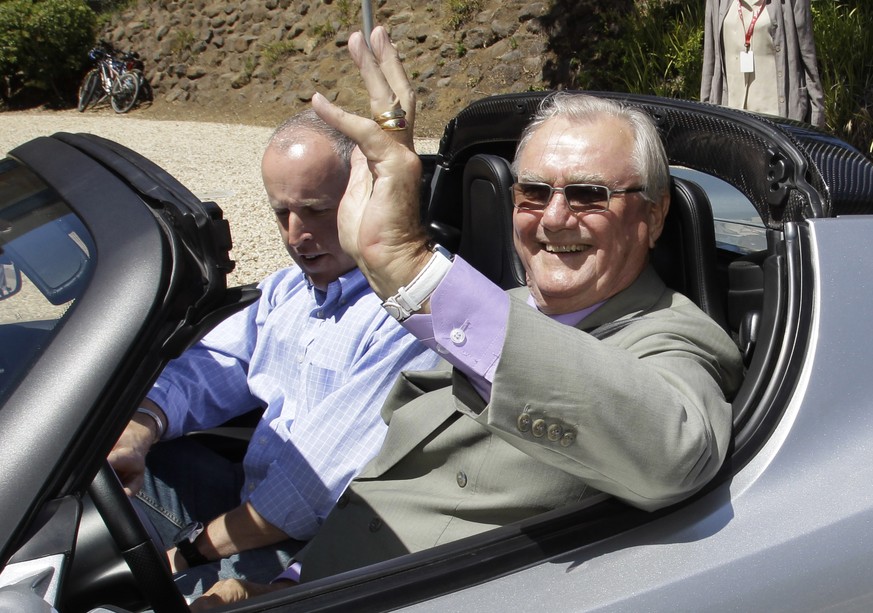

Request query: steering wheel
[{"left": 87, "top": 461, "right": 189, "bottom": 612}]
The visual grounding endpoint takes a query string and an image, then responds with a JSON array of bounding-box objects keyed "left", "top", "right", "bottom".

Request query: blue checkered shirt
[{"left": 147, "top": 266, "right": 440, "bottom": 540}]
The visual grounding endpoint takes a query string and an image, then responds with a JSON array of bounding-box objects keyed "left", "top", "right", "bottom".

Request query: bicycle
[{"left": 77, "top": 42, "right": 145, "bottom": 114}]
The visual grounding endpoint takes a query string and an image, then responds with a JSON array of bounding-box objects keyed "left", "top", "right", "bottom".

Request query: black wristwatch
[{"left": 173, "top": 521, "right": 209, "bottom": 567}]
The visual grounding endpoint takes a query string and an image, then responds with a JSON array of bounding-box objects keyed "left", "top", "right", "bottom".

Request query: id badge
[{"left": 739, "top": 50, "right": 755, "bottom": 74}]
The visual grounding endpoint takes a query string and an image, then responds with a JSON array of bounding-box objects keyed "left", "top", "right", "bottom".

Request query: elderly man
[
  {"left": 108, "top": 108, "right": 440, "bottom": 599},
  {"left": 193, "top": 27, "right": 742, "bottom": 608}
]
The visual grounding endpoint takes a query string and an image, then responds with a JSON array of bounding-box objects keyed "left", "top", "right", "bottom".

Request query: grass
[
  {"left": 262, "top": 40, "right": 298, "bottom": 68},
  {"left": 312, "top": 21, "right": 336, "bottom": 42},
  {"left": 169, "top": 28, "right": 196, "bottom": 56},
  {"left": 812, "top": 1, "right": 873, "bottom": 153},
  {"left": 337, "top": 0, "right": 356, "bottom": 28},
  {"left": 588, "top": 0, "right": 703, "bottom": 100},
  {"left": 445, "top": 0, "right": 481, "bottom": 30}
]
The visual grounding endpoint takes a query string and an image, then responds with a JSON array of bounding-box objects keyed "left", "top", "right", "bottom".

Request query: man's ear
[{"left": 647, "top": 193, "right": 670, "bottom": 249}]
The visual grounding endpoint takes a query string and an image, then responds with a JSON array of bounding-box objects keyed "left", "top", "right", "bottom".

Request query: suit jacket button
[
  {"left": 560, "top": 430, "right": 576, "bottom": 447},
  {"left": 369, "top": 517, "right": 383, "bottom": 532},
  {"left": 456, "top": 471, "right": 468, "bottom": 488},
  {"left": 517, "top": 413, "right": 532, "bottom": 432},
  {"left": 336, "top": 493, "right": 349, "bottom": 508},
  {"left": 532, "top": 419, "right": 546, "bottom": 438},
  {"left": 547, "top": 423, "right": 562, "bottom": 441}
]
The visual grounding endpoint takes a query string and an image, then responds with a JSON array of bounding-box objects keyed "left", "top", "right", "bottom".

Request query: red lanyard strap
[{"left": 738, "top": 1, "right": 767, "bottom": 50}]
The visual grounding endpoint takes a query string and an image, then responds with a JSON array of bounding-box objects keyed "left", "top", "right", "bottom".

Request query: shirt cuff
[
  {"left": 273, "top": 561, "right": 301, "bottom": 583},
  {"left": 145, "top": 380, "right": 187, "bottom": 439},
  {"left": 404, "top": 256, "right": 508, "bottom": 398}
]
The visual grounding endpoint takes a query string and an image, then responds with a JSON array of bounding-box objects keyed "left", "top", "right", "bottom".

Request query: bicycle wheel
[
  {"left": 77, "top": 69, "right": 101, "bottom": 112},
  {"left": 110, "top": 72, "right": 140, "bottom": 113},
  {"left": 130, "top": 68, "right": 153, "bottom": 102}
]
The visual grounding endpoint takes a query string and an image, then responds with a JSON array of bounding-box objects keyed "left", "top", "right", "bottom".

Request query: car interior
[
  {"left": 4, "top": 90, "right": 873, "bottom": 613},
  {"left": 155, "top": 91, "right": 855, "bottom": 611},
  {"left": 239, "top": 91, "right": 833, "bottom": 611}
]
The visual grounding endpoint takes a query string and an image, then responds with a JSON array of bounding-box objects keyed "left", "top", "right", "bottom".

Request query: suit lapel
[
  {"left": 575, "top": 266, "right": 665, "bottom": 332},
  {"left": 360, "top": 369, "right": 457, "bottom": 478}
]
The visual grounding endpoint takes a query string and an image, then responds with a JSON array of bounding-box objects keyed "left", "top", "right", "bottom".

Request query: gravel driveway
[{"left": 0, "top": 110, "right": 437, "bottom": 287}]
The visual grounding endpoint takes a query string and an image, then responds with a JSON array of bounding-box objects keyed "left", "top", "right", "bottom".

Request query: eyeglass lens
[{"left": 513, "top": 183, "right": 611, "bottom": 211}]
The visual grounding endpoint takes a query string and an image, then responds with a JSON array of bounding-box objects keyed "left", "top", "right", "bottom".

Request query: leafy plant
[
  {"left": 811, "top": 0, "right": 873, "bottom": 154},
  {"left": 586, "top": 0, "right": 703, "bottom": 100},
  {"left": 0, "top": 0, "right": 97, "bottom": 101}
]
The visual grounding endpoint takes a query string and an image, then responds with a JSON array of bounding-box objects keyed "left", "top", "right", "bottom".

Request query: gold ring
[
  {"left": 374, "top": 108, "right": 407, "bottom": 122},
  {"left": 378, "top": 117, "right": 409, "bottom": 131}
]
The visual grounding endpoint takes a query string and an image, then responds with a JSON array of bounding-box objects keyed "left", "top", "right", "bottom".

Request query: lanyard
[{"left": 738, "top": 0, "right": 767, "bottom": 51}]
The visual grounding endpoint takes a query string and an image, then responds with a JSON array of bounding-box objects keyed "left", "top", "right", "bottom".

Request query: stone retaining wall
[{"left": 101, "top": 0, "right": 556, "bottom": 130}]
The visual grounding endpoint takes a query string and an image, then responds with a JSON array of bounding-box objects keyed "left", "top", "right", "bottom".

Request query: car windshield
[{"left": 0, "top": 158, "right": 94, "bottom": 405}]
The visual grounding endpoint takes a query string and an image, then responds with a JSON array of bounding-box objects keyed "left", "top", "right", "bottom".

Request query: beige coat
[{"left": 297, "top": 267, "right": 744, "bottom": 580}]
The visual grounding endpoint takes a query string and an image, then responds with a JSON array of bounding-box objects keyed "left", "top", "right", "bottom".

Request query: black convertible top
[{"left": 432, "top": 91, "right": 873, "bottom": 230}]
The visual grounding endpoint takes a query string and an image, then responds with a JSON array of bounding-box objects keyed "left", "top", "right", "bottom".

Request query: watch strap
[{"left": 382, "top": 244, "right": 453, "bottom": 322}]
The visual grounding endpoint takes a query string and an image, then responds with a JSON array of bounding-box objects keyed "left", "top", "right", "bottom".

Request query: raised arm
[{"left": 311, "top": 26, "right": 432, "bottom": 304}]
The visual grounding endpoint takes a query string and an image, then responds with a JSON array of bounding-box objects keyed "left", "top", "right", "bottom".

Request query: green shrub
[
  {"left": 812, "top": 0, "right": 873, "bottom": 154},
  {"left": 584, "top": 0, "right": 703, "bottom": 100},
  {"left": 0, "top": 0, "right": 97, "bottom": 101},
  {"left": 0, "top": 1, "right": 30, "bottom": 89}
]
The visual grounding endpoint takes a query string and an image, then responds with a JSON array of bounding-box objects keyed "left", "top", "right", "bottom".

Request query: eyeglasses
[{"left": 511, "top": 182, "right": 648, "bottom": 213}]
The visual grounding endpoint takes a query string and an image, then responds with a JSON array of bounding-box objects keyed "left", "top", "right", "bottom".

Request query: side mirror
[{"left": 0, "top": 255, "right": 22, "bottom": 300}]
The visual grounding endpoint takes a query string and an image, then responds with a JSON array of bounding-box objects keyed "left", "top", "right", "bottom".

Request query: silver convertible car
[{"left": 2, "top": 92, "right": 873, "bottom": 612}]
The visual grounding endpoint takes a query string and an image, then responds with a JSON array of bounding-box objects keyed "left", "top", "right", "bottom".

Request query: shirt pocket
[{"left": 302, "top": 363, "right": 346, "bottom": 406}]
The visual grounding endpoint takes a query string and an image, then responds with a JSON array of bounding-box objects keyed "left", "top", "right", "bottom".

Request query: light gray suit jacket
[
  {"left": 700, "top": 0, "right": 825, "bottom": 126},
  {"left": 298, "top": 266, "right": 743, "bottom": 580}
]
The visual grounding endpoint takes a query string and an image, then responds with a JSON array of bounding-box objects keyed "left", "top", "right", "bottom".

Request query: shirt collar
[
  {"left": 308, "top": 268, "right": 367, "bottom": 315},
  {"left": 527, "top": 294, "right": 604, "bottom": 327}
]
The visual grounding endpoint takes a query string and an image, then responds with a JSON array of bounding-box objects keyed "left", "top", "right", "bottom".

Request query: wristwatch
[
  {"left": 382, "top": 244, "right": 453, "bottom": 322},
  {"left": 173, "top": 521, "right": 209, "bottom": 567}
]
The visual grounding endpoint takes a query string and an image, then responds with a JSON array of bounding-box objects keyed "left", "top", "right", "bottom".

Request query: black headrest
[
  {"left": 458, "top": 154, "right": 525, "bottom": 289},
  {"left": 652, "top": 177, "right": 725, "bottom": 327}
]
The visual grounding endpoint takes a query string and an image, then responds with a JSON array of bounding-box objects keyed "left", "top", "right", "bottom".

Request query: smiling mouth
[
  {"left": 299, "top": 253, "right": 323, "bottom": 261},
  {"left": 543, "top": 244, "right": 589, "bottom": 254}
]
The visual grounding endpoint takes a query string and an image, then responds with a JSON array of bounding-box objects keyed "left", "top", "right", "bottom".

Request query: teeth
[{"left": 544, "top": 244, "right": 587, "bottom": 253}]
